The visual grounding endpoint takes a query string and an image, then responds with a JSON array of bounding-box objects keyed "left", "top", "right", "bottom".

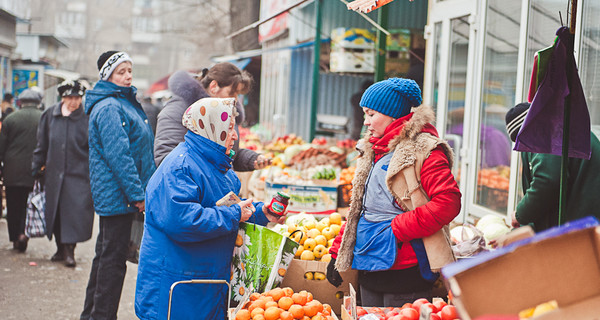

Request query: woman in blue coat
[
  {"left": 81, "top": 51, "right": 156, "bottom": 320},
  {"left": 135, "top": 97, "right": 285, "bottom": 320}
]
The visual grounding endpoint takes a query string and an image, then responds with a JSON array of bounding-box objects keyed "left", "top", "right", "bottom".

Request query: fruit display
[
  {"left": 477, "top": 166, "right": 510, "bottom": 212},
  {"left": 239, "top": 127, "right": 264, "bottom": 151},
  {"left": 273, "top": 212, "right": 344, "bottom": 264},
  {"left": 233, "top": 287, "right": 336, "bottom": 320},
  {"left": 265, "top": 134, "right": 306, "bottom": 152},
  {"left": 288, "top": 147, "right": 348, "bottom": 169},
  {"left": 347, "top": 298, "right": 458, "bottom": 320}
]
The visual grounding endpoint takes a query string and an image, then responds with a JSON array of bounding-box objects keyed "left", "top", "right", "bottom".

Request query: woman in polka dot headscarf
[{"left": 135, "top": 97, "right": 287, "bottom": 319}]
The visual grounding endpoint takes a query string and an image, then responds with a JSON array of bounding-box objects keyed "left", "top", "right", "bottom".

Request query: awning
[{"left": 346, "top": 0, "right": 395, "bottom": 13}]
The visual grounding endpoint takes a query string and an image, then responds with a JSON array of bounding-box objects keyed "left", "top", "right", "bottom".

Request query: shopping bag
[
  {"left": 25, "top": 180, "right": 46, "bottom": 238},
  {"left": 127, "top": 210, "right": 145, "bottom": 264},
  {"left": 230, "top": 222, "right": 299, "bottom": 304}
]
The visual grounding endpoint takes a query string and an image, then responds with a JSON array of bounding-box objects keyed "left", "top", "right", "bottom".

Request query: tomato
[
  {"left": 401, "top": 303, "right": 413, "bottom": 310},
  {"left": 432, "top": 300, "right": 447, "bottom": 312},
  {"left": 357, "top": 306, "right": 368, "bottom": 317},
  {"left": 440, "top": 305, "right": 458, "bottom": 320},
  {"left": 430, "top": 314, "right": 442, "bottom": 320},
  {"left": 399, "top": 307, "right": 419, "bottom": 320},
  {"left": 412, "top": 298, "right": 429, "bottom": 313},
  {"left": 422, "top": 302, "right": 438, "bottom": 314},
  {"left": 370, "top": 307, "right": 383, "bottom": 314}
]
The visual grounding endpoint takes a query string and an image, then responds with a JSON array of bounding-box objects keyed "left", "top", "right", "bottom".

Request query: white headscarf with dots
[{"left": 182, "top": 97, "right": 237, "bottom": 148}]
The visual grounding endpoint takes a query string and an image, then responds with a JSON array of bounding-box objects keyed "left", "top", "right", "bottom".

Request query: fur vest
[{"left": 335, "top": 105, "right": 455, "bottom": 272}]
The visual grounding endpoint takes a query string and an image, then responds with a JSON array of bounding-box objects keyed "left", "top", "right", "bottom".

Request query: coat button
[
  {"left": 122, "top": 122, "right": 126, "bottom": 126},
  {"left": 144, "top": 119, "right": 148, "bottom": 123}
]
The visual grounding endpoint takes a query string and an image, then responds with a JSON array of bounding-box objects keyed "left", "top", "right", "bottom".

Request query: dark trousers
[
  {"left": 360, "top": 285, "right": 432, "bottom": 307},
  {"left": 5, "top": 186, "right": 32, "bottom": 242},
  {"left": 81, "top": 213, "right": 133, "bottom": 320}
]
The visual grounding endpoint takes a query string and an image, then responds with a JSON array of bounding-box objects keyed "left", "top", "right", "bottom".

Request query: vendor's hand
[
  {"left": 133, "top": 200, "right": 145, "bottom": 213},
  {"left": 510, "top": 210, "right": 520, "bottom": 229},
  {"left": 326, "top": 258, "right": 343, "bottom": 287},
  {"left": 253, "top": 155, "right": 272, "bottom": 170},
  {"left": 263, "top": 205, "right": 286, "bottom": 224},
  {"left": 238, "top": 198, "right": 255, "bottom": 222}
]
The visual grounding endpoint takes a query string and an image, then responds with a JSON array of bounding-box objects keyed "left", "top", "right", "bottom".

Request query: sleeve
[
  {"left": 95, "top": 103, "right": 145, "bottom": 203},
  {"left": 154, "top": 99, "right": 187, "bottom": 166},
  {"left": 233, "top": 148, "right": 260, "bottom": 172},
  {"left": 32, "top": 109, "right": 50, "bottom": 175},
  {"left": 248, "top": 201, "right": 270, "bottom": 226},
  {"left": 391, "top": 147, "right": 462, "bottom": 242},
  {"left": 0, "top": 119, "right": 9, "bottom": 164},
  {"left": 515, "top": 153, "right": 561, "bottom": 225},
  {"left": 147, "top": 167, "right": 243, "bottom": 243},
  {"left": 329, "top": 222, "right": 346, "bottom": 259}
]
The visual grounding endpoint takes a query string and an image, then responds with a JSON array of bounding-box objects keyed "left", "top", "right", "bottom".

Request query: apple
[
  {"left": 303, "top": 238, "right": 317, "bottom": 251},
  {"left": 321, "top": 227, "right": 336, "bottom": 240},
  {"left": 312, "top": 244, "right": 327, "bottom": 259},
  {"left": 314, "top": 235, "right": 328, "bottom": 246}
]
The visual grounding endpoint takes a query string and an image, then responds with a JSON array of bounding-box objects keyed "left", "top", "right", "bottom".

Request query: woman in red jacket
[{"left": 327, "top": 78, "right": 461, "bottom": 306}]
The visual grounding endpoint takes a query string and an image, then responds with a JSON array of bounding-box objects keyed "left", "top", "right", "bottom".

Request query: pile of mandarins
[{"left": 234, "top": 287, "right": 335, "bottom": 320}]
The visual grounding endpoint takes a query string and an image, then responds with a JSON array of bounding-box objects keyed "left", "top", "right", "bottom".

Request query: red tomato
[
  {"left": 357, "top": 306, "right": 368, "bottom": 316},
  {"left": 430, "top": 314, "right": 442, "bottom": 320},
  {"left": 370, "top": 307, "right": 383, "bottom": 314},
  {"left": 440, "top": 305, "right": 458, "bottom": 320},
  {"left": 399, "top": 307, "right": 419, "bottom": 320},
  {"left": 401, "top": 303, "right": 413, "bottom": 310},
  {"left": 412, "top": 298, "right": 429, "bottom": 313},
  {"left": 422, "top": 302, "right": 438, "bottom": 314},
  {"left": 432, "top": 300, "right": 447, "bottom": 312}
]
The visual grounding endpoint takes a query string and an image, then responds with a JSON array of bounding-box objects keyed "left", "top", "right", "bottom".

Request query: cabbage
[
  {"left": 450, "top": 225, "right": 475, "bottom": 243},
  {"left": 285, "top": 212, "right": 317, "bottom": 227},
  {"left": 270, "top": 224, "right": 288, "bottom": 235},
  {"left": 284, "top": 145, "right": 303, "bottom": 160},
  {"left": 476, "top": 214, "right": 506, "bottom": 231},
  {"left": 482, "top": 223, "right": 510, "bottom": 242},
  {"left": 328, "top": 146, "right": 344, "bottom": 154}
]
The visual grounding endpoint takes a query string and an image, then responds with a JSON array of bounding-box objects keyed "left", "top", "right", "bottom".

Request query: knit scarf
[{"left": 369, "top": 113, "right": 414, "bottom": 162}]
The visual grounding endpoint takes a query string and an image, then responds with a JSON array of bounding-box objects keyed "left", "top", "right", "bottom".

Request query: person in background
[
  {"left": 135, "top": 97, "right": 286, "bottom": 319},
  {"left": 140, "top": 96, "right": 160, "bottom": 135},
  {"left": 350, "top": 80, "right": 373, "bottom": 140},
  {"left": 154, "top": 62, "right": 270, "bottom": 170},
  {"left": 505, "top": 102, "right": 600, "bottom": 231},
  {"left": 81, "top": 51, "right": 156, "bottom": 320},
  {"left": 0, "top": 89, "right": 43, "bottom": 252},
  {"left": 32, "top": 80, "right": 94, "bottom": 268},
  {"left": 327, "top": 78, "right": 461, "bottom": 306},
  {"left": 1, "top": 93, "right": 15, "bottom": 121}
]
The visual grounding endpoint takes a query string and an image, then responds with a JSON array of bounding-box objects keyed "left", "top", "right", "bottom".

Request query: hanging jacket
[
  {"left": 85, "top": 80, "right": 156, "bottom": 216},
  {"left": 135, "top": 131, "right": 270, "bottom": 320}
]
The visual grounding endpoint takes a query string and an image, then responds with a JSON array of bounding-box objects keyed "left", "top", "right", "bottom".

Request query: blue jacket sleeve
[
  {"left": 248, "top": 202, "right": 269, "bottom": 226},
  {"left": 148, "top": 166, "right": 243, "bottom": 243},
  {"left": 94, "top": 103, "right": 145, "bottom": 203}
]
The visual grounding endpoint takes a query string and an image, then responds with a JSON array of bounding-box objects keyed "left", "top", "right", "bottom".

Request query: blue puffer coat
[
  {"left": 85, "top": 80, "right": 156, "bottom": 216},
  {"left": 135, "top": 132, "right": 269, "bottom": 320}
]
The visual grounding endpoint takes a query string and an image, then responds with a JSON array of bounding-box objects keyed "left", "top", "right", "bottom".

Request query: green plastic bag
[{"left": 230, "top": 222, "right": 299, "bottom": 303}]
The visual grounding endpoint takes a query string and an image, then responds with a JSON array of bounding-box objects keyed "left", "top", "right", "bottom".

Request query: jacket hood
[
  {"left": 168, "top": 70, "right": 209, "bottom": 107},
  {"left": 85, "top": 80, "right": 139, "bottom": 115},
  {"left": 184, "top": 131, "right": 233, "bottom": 173}
]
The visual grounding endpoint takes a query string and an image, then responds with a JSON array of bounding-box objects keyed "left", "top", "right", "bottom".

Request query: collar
[
  {"left": 369, "top": 113, "right": 414, "bottom": 156},
  {"left": 184, "top": 131, "right": 233, "bottom": 173},
  {"left": 53, "top": 102, "right": 84, "bottom": 119}
]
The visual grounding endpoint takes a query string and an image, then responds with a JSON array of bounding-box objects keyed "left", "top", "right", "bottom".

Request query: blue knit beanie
[{"left": 359, "top": 78, "right": 422, "bottom": 119}]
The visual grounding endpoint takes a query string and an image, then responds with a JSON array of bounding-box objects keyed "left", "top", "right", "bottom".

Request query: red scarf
[{"left": 369, "top": 113, "right": 414, "bottom": 162}]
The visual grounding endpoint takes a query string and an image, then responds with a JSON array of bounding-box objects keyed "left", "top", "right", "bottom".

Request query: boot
[
  {"left": 51, "top": 243, "right": 65, "bottom": 261},
  {"left": 17, "top": 234, "right": 28, "bottom": 253},
  {"left": 64, "top": 244, "right": 76, "bottom": 268}
]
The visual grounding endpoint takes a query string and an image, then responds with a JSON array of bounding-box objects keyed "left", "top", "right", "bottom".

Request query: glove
[{"left": 326, "top": 258, "right": 343, "bottom": 287}]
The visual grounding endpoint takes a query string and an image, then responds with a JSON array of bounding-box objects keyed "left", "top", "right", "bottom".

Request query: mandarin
[
  {"left": 248, "top": 300, "right": 266, "bottom": 313},
  {"left": 263, "top": 306, "right": 281, "bottom": 320},
  {"left": 282, "top": 287, "right": 294, "bottom": 297},
  {"left": 250, "top": 307, "right": 264, "bottom": 318},
  {"left": 291, "top": 293, "right": 307, "bottom": 306},
  {"left": 278, "top": 296, "right": 294, "bottom": 310},
  {"left": 280, "top": 310, "right": 293, "bottom": 320},
  {"left": 289, "top": 304, "right": 305, "bottom": 319},
  {"left": 265, "top": 301, "right": 278, "bottom": 309},
  {"left": 235, "top": 309, "right": 251, "bottom": 320}
]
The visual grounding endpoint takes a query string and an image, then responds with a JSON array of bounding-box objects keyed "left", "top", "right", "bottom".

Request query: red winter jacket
[{"left": 330, "top": 144, "right": 460, "bottom": 270}]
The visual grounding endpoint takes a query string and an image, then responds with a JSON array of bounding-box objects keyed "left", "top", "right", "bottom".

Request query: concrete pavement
[{"left": 0, "top": 216, "right": 138, "bottom": 319}]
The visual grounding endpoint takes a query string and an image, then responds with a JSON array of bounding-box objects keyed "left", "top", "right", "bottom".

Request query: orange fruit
[
  {"left": 280, "top": 310, "right": 294, "bottom": 320},
  {"left": 266, "top": 288, "right": 285, "bottom": 302},
  {"left": 278, "top": 296, "right": 294, "bottom": 310},
  {"left": 250, "top": 292, "right": 262, "bottom": 301},
  {"left": 263, "top": 306, "right": 281, "bottom": 320},
  {"left": 265, "top": 301, "right": 278, "bottom": 309},
  {"left": 252, "top": 315, "right": 265, "bottom": 320},
  {"left": 289, "top": 304, "right": 305, "bottom": 319},
  {"left": 310, "top": 301, "right": 323, "bottom": 313},
  {"left": 249, "top": 300, "right": 266, "bottom": 313},
  {"left": 303, "top": 303, "right": 318, "bottom": 317},
  {"left": 311, "top": 315, "right": 326, "bottom": 320},
  {"left": 250, "top": 307, "right": 264, "bottom": 318},
  {"left": 306, "top": 292, "right": 313, "bottom": 303},
  {"left": 292, "top": 293, "right": 307, "bottom": 306},
  {"left": 235, "top": 309, "right": 251, "bottom": 320},
  {"left": 282, "top": 287, "right": 294, "bottom": 297},
  {"left": 322, "top": 304, "right": 331, "bottom": 315}
]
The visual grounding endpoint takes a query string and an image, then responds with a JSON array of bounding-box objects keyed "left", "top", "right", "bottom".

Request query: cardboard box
[
  {"left": 442, "top": 217, "right": 600, "bottom": 320},
  {"left": 280, "top": 259, "right": 358, "bottom": 312},
  {"left": 265, "top": 181, "right": 339, "bottom": 214}
]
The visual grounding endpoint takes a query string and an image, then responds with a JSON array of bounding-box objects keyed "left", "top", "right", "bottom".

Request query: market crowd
[{"left": 0, "top": 49, "right": 599, "bottom": 320}]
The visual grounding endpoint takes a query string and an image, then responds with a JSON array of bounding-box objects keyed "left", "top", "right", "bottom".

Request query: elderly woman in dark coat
[{"left": 32, "top": 80, "right": 94, "bottom": 267}]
